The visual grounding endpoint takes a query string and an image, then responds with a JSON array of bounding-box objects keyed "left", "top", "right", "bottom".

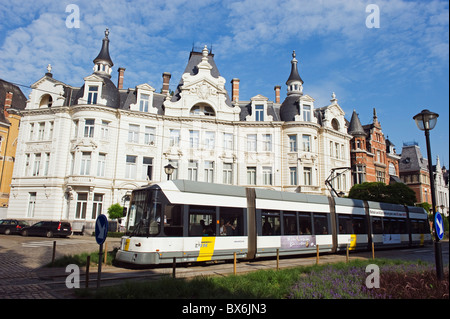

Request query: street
[{"left": 0, "top": 234, "right": 448, "bottom": 299}]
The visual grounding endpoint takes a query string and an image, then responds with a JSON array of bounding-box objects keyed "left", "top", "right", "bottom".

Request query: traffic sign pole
[
  {"left": 95, "top": 214, "right": 108, "bottom": 288},
  {"left": 97, "top": 243, "right": 103, "bottom": 288}
]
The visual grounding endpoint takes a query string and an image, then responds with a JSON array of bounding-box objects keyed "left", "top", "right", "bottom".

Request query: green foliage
[
  {"left": 107, "top": 203, "right": 124, "bottom": 220},
  {"left": 348, "top": 182, "right": 416, "bottom": 205}
]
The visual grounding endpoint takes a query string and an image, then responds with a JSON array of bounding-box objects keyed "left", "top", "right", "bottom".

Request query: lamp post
[
  {"left": 413, "top": 109, "right": 444, "bottom": 280},
  {"left": 164, "top": 163, "right": 175, "bottom": 181}
]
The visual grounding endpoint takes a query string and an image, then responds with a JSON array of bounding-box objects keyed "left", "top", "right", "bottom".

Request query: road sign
[
  {"left": 434, "top": 212, "right": 444, "bottom": 241},
  {"left": 95, "top": 214, "right": 108, "bottom": 245}
]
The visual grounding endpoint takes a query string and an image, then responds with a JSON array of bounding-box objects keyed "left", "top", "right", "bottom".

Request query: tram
[{"left": 115, "top": 180, "right": 432, "bottom": 265}]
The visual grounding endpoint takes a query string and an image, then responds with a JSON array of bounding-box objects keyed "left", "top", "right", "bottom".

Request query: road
[{"left": 0, "top": 234, "right": 448, "bottom": 299}]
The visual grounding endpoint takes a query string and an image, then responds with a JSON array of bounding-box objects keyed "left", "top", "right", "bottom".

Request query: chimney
[
  {"left": 162, "top": 72, "right": 171, "bottom": 95},
  {"left": 117, "top": 67, "right": 126, "bottom": 89},
  {"left": 4, "top": 91, "right": 13, "bottom": 118},
  {"left": 231, "top": 78, "right": 240, "bottom": 103},
  {"left": 274, "top": 85, "right": 281, "bottom": 104}
]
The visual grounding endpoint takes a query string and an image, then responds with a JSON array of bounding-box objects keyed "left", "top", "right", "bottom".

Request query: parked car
[
  {"left": 0, "top": 219, "right": 29, "bottom": 235},
  {"left": 21, "top": 221, "right": 72, "bottom": 238}
]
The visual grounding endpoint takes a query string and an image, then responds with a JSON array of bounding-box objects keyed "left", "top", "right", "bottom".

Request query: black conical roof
[
  {"left": 93, "top": 29, "right": 113, "bottom": 67},
  {"left": 348, "top": 110, "right": 366, "bottom": 136},
  {"left": 286, "top": 51, "right": 303, "bottom": 85}
]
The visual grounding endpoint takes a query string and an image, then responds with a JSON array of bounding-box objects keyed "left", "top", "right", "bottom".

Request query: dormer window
[
  {"left": 302, "top": 105, "right": 311, "bottom": 121},
  {"left": 246, "top": 95, "right": 272, "bottom": 122},
  {"left": 87, "top": 86, "right": 98, "bottom": 104},
  {"left": 39, "top": 94, "right": 53, "bottom": 108},
  {"left": 139, "top": 94, "right": 149, "bottom": 112},
  {"left": 190, "top": 104, "right": 215, "bottom": 116},
  {"left": 255, "top": 105, "right": 264, "bottom": 121}
]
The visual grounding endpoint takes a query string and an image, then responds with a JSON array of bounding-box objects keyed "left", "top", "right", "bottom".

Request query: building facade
[
  {"left": 433, "top": 156, "right": 449, "bottom": 217},
  {"left": 348, "top": 108, "right": 400, "bottom": 186},
  {"left": 0, "top": 80, "right": 27, "bottom": 217},
  {"left": 7, "top": 30, "right": 351, "bottom": 229}
]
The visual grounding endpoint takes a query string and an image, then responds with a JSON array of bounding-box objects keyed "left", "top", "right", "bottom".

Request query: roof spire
[
  {"left": 93, "top": 28, "right": 114, "bottom": 77},
  {"left": 286, "top": 50, "right": 303, "bottom": 96},
  {"left": 348, "top": 110, "right": 366, "bottom": 136}
]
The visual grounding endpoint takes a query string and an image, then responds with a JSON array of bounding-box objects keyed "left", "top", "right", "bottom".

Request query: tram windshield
[{"left": 126, "top": 188, "right": 162, "bottom": 237}]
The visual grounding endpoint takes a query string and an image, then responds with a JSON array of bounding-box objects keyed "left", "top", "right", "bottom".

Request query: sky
[{"left": 0, "top": 0, "right": 448, "bottom": 167}]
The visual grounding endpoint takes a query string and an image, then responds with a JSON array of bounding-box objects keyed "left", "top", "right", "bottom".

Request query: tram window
[
  {"left": 353, "top": 216, "right": 367, "bottom": 234},
  {"left": 298, "top": 213, "right": 312, "bottom": 234},
  {"left": 313, "top": 213, "right": 329, "bottom": 235},
  {"left": 219, "top": 207, "right": 243, "bottom": 236},
  {"left": 338, "top": 215, "right": 353, "bottom": 234},
  {"left": 261, "top": 211, "right": 281, "bottom": 236},
  {"left": 189, "top": 206, "right": 215, "bottom": 236},
  {"left": 412, "top": 219, "right": 429, "bottom": 234},
  {"left": 284, "top": 214, "right": 297, "bottom": 235},
  {"left": 372, "top": 217, "right": 383, "bottom": 234},
  {"left": 164, "top": 205, "right": 183, "bottom": 237},
  {"left": 398, "top": 219, "right": 408, "bottom": 234}
]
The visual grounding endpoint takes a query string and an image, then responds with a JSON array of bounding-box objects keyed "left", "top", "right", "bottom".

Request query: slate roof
[
  {"left": 0, "top": 79, "right": 27, "bottom": 124},
  {"left": 93, "top": 30, "right": 114, "bottom": 67},
  {"left": 399, "top": 144, "right": 429, "bottom": 173},
  {"left": 348, "top": 110, "right": 366, "bottom": 136}
]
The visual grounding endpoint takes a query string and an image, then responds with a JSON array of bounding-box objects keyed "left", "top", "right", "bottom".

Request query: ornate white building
[{"left": 7, "top": 30, "right": 351, "bottom": 229}]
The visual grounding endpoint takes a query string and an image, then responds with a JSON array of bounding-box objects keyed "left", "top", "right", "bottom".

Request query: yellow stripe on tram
[
  {"left": 197, "top": 237, "right": 216, "bottom": 262},
  {"left": 349, "top": 234, "right": 357, "bottom": 250}
]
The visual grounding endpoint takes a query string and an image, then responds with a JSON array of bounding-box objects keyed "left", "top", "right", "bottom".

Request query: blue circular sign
[
  {"left": 95, "top": 214, "right": 108, "bottom": 245},
  {"left": 434, "top": 212, "right": 444, "bottom": 241}
]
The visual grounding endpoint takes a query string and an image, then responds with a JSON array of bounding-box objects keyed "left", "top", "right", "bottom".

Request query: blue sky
[{"left": 1, "top": 0, "right": 448, "bottom": 166}]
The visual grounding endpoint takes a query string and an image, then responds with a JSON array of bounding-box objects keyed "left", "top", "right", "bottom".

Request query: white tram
[{"left": 115, "top": 180, "right": 432, "bottom": 265}]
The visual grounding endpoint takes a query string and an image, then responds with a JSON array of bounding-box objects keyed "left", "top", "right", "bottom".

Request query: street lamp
[
  {"left": 164, "top": 163, "right": 175, "bottom": 181},
  {"left": 413, "top": 109, "right": 444, "bottom": 280}
]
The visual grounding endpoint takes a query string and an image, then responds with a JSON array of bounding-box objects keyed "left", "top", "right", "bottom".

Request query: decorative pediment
[
  {"left": 136, "top": 83, "right": 155, "bottom": 92},
  {"left": 83, "top": 74, "right": 104, "bottom": 83},
  {"left": 300, "top": 94, "right": 315, "bottom": 102}
]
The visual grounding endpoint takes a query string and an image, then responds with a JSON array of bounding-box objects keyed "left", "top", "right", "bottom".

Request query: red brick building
[{"left": 348, "top": 108, "right": 400, "bottom": 185}]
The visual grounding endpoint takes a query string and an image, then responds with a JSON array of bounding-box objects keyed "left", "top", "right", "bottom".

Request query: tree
[
  {"left": 107, "top": 203, "right": 124, "bottom": 231},
  {"left": 348, "top": 182, "right": 417, "bottom": 206}
]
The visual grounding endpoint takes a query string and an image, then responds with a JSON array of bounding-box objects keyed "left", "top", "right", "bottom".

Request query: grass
[
  {"left": 46, "top": 248, "right": 117, "bottom": 267},
  {"left": 75, "top": 258, "right": 449, "bottom": 299}
]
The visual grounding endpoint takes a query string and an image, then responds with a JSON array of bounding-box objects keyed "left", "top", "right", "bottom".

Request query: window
[
  {"left": 47, "top": 121, "right": 54, "bottom": 140},
  {"left": 43, "top": 153, "right": 50, "bottom": 176},
  {"left": 284, "top": 214, "right": 297, "bottom": 235},
  {"left": 263, "top": 134, "right": 272, "bottom": 152},
  {"left": 189, "top": 130, "right": 199, "bottom": 149},
  {"left": 302, "top": 135, "right": 311, "bottom": 152},
  {"left": 353, "top": 165, "right": 366, "bottom": 184},
  {"left": 298, "top": 213, "right": 312, "bottom": 234},
  {"left": 262, "top": 166, "right": 273, "bottom": 185},
  {"left": 190, "top": 104, "right": 215, "bottom": 116},
  {"left": 87, "top": 86, "right": 98, "bottom": 104},
  {"left": 335, "top": 142, "right": 340, "bottom": 158},
  {"left": 91, "top": 194, "right": 103, "bottom": 220},
  {"left": 142, "top": 157, "right": 153, "bottom": 181},
  {"left": 33, "top": 154, "right": 41, "bottom": 176},
  {"left": 27, "top": 192, "right": 36, "bottom": 218},
  {"left": 255, "top": 104, "right": 264, "bottom": 121},
  {"left": 97, "top": 153, "right": 106, "bottom": 177},
  {"left": 163, "top": 205, "right": 183, "bottom": 237},
  {"left": 189, "top": 206, "right": 216, "bottom": 236},
  {"left": 25, "top": 153, "right": 31, "bottom": 176},
  {"left": 75, "top": 193, "right": 88, "bottom": 219},
  {"left": 204, "top": 131, "right": 215, "bottom": 150},
  {"left": 38, "top": 122, "right": 45, "bottom": 140},
  {"left": 376, "top": 170, "right": 385, "bottom": 183},
  {"left": 289, "top": 135, "right": 297, "bottom": 152},
  {"left": 289, "top": 167, "right": 297, "bottom": 185},
  {"left": 247, "top": 134, "right": 257, "bottom": 152},
  {"left": 247, "top": 167, "right": 256, "bottom": 185},
  {"left": 223, "top": 163, "right": 233, "bottom": 184},
  {"left": 29, "top": 123, "right": 35, "bottom": 140},
  {"left": 84, "top": 119, "right": 95, "bottom": 138},
  {"left": 219, "top": 207, "right": 244, "bottom": 236},
  {"left": 169, "top": 129, "right": 180, "bottom": 147},
  {"left": 139, "top": 93, "right": 149, "bottom": 112},
  {"left": 80, "top": 152, "right": 91, "bottom": 175},
  {"left": 204, "top": 161, "right": 214, "bottom": 183},
  {"left": 125, "top": 155, "right": 137, "bottom": 179},
  {"left": 313, "top": 213, "right": 329, "bottom": 235},
  {"left": 261, "top": 211, "right": 281, "bottom": 236},
  {"left": 224, "top": 133, "right": 233, "bottom": 150},
  {"left": 128, "top": 124, "right": 139, "bottom": 143},
  {"left": 303, "top": 167, "right": 312, "bottom": 185},
  {"left": 144, "top": 126, "right": 156, "bottom": 145},
  {"left": 101, "top": 121, "right": 109, "bottom": 139},
  {"left": 303, "top": 105, "right": 311, "bottom": 121},
  {"left": 188, "top": 160, "right": 198, "bottom": 181},
  {"left": 331, "top": 118, "right": 340, "bottom": 130}
]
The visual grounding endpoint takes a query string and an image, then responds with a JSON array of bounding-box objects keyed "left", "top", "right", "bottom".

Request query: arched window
[
  {"left": 190, "top": 103, "right": 215, "bottom": 116},
  {"left": 39, "top": 94, "right": 53, "bottom": 108}
]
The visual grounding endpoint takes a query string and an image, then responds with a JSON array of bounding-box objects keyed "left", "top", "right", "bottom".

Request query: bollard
[
  {"left": 316, "top": 244, "right": 319, "bottom": 264},
  {"left": 372, "top": 242, "right": 375, "bottom": 260},
  {"left": 51, "top": 241, "right": 56, "bottom": 266},
  {"left": 172, "top": 257, "right": 176, "bottom": 278},
  {"left": 346, "top": 244, "right": 349, "bottom": 263},
  {"left": 276, "top": 249, "right": 279, "bottom": 271},
  {"left": 85, "top": 255, "right": 90, "bottom": 288},
  {"left": 233, "top": 252, "right": 237, "bottom": 275},
  {"left": 104, "top": 242, "right": 108, "bottom": 265}
]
